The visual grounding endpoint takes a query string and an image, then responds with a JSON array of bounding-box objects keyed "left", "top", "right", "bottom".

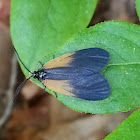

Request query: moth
[{"left": 14, "top": 47, "right": 110, "bottom": 102}]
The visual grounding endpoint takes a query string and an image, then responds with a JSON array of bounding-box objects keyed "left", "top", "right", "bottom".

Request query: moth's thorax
[{"left": 32, "top": 69, "right": 47, "bottom": 81}]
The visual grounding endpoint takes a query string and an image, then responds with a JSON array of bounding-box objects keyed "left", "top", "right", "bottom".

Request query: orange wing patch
[
  {"left": 43, "top": 80, "right": 75, "bottom": 96},
  {"left": 43, "top": 52, "right": 75, "bottom": 69}
]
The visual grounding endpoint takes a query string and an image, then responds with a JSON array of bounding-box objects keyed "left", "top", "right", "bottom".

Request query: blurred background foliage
[{"left": 0, "top": 0, "right": 139, "bottom": 140}]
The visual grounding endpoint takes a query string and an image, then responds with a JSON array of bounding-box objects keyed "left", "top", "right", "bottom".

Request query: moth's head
[
  {"left": 32, "top": 69, "right": 47, "bottom": 81},
  {"left": 32, "top": 71, "right": 40, "bottom": 80}
]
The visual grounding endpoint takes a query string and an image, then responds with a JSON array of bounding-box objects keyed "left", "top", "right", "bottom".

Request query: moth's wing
[
  {"left": 43, "top": 71, "right": 110, "bottom": 101},
  {"left": 44, "top": 48, "right": 109, "bottom": 73},
  {"left": 42, "top": 48, "right": 110, "bottom": 100}
]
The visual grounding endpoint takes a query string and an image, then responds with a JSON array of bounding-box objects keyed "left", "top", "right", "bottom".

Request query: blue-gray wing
[
  {"left": 44, "top": 48, "right": 109, "bottom": 73},
  {"left": 43, "top": 48, "right": 110, "bottom": 100}
]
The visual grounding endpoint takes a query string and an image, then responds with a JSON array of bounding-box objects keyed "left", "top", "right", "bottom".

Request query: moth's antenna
[
  {"left": 13, "top": 46, "right": 32, "bottom": 74},
  {"left": 13, "top": 76, "right": 32, "bottom": 104}
]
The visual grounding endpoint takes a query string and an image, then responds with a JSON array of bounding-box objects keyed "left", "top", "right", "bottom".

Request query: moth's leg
[
  {"left": 37, "top": 61, "right": 44, "bottom": 71},
  {"left": 41, "top": 81, "right": 57, "bottom": 98},
  {"left": 39, "top": 80, "right": 46, "bottom": 92},
  {"left": 53, "top": 55, "right": 55, "bottom": 59},
  {"left": 54, "top": 92, "right": 57, "bottom": 98},
  {"left": 43, "top": 84, "right": 46, "bottom": 91},
  {"left": 38, "top": 61, "right": 43, "bottom": 67}
]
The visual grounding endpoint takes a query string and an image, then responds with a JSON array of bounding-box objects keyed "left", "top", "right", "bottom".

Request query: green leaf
[
  {"left": 11, "top": 0, "right": 140, "bottom": 114},
  {"left": 136, "top": 0, "right": 140, "bottom": 19},
  {"left": 51, "top": 21, "right": 140, "bottom": 114},
  {"left": 105, "top": 109, "right": 140, "bottom": 139},
  {"left": 10, "top": 0, "right": 97, "bottom": 76}
]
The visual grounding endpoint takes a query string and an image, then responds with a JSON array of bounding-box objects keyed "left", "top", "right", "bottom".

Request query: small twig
[{"left": 0, "top": 52, "right": 17, "bottom": 126}]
